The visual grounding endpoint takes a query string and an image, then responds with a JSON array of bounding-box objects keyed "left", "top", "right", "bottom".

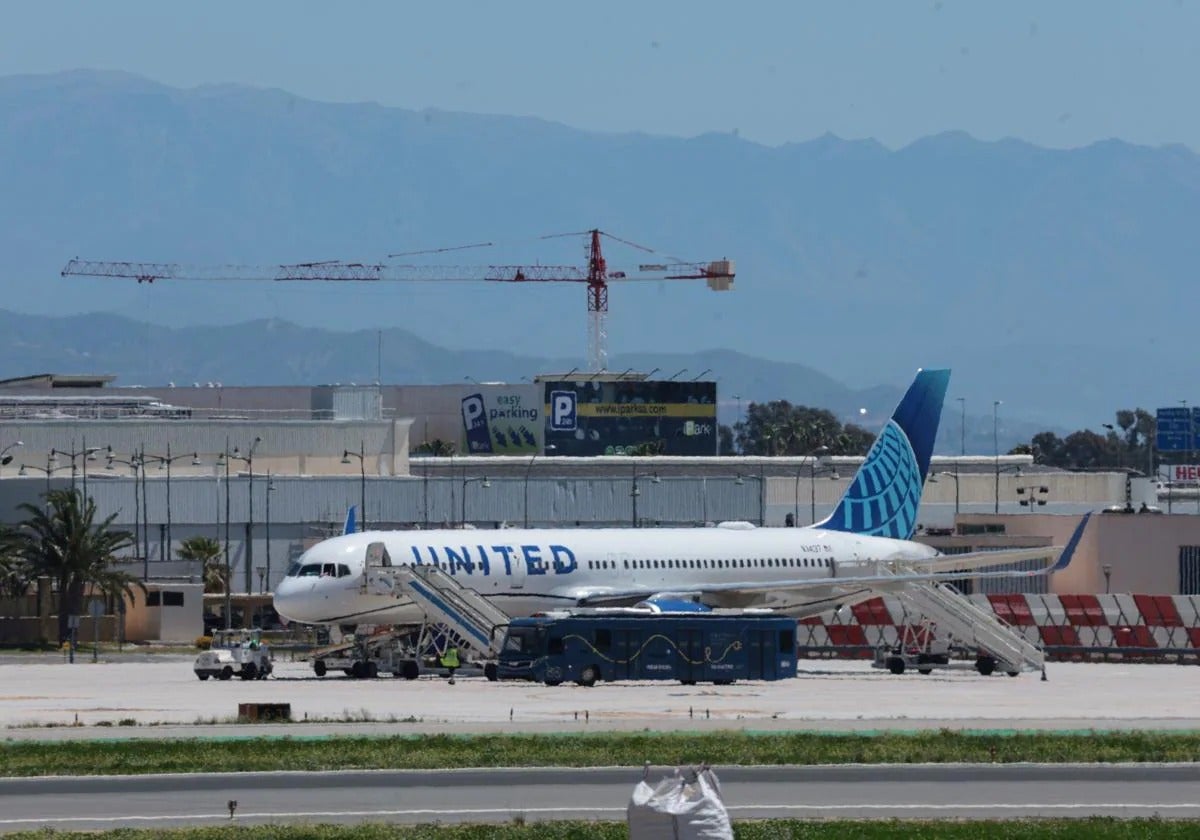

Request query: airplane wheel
[
  {"left": 313, "top": 660, "right": 327, "bottom": 677},
  {"left": 887, "top": 657, "right": 906, "bottom": 675},
  {"left": 484, "top": 663, "right": 498, "bottom": 682},
  {"left": 350, "top": 661, "right": 365, "bottom": 679},
  {"left": 401, "top": 660, "right": 420, "bottom": 680},
  {"left": 975, "top": 657, "right": 996, "bottom": 676},
  {"left": 577, "top": 665, "right": 599, "bottom": 688}
]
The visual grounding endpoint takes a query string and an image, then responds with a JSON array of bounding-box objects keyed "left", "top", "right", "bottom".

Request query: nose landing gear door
[{"left": 363, "top": 541, "right": 394, "bottom": 596}]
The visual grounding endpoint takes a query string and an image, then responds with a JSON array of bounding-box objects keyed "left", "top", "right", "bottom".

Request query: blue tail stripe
[{"left": 819, "top": 368, "right": 950, "bottom": 540}]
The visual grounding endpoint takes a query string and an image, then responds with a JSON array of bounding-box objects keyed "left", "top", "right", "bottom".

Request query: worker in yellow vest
[{"left": 441, "top": 646, "right": 460, "bottom": 684}]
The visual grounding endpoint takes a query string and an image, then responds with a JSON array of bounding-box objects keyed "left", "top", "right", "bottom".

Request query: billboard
[
  {"left": 543, "top": 380, "right": 717, "bottom": 456},
  {"left": 458, "top": 385, "right": 542, "bottom": 455}
]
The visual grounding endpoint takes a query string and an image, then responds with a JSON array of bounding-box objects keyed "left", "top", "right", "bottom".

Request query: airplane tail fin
[
  {"left": 819, "top": 368, "right": 950, "bottom": 540},
  {"left": 343, "top": 505, "right": 358, "bottom": 535}
]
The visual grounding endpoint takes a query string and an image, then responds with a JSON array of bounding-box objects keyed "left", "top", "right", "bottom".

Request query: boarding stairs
[
  {"left": 365, "top": 561, "right": 511, "bottom": 657},
  {"left": 891, "top": 575, "right": 1044, "bottom": 673}
]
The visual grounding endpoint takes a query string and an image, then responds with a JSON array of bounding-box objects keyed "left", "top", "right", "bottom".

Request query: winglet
[
  {"left": 1048, "top": 512, "right": 1090, "bottom": 572},
  {"left": 343, "top": 505, "right": 358, "bottom": 535}
]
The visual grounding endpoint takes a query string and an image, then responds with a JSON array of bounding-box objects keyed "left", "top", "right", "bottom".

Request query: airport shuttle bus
[{"left": 497, "top": 609, "right": 798, "bottom": 687}]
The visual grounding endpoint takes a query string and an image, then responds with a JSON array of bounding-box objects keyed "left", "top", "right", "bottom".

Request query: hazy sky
[{"left": 3, "top": 1, "right": 1197, "bottom": 149}]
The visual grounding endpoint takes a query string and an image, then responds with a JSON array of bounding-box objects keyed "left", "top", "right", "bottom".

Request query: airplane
[{"left": 273, "top": 368, "right": 1080, "bottom": 629}]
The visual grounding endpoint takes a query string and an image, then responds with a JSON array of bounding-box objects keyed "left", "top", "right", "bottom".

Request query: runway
[
  {"left": 2, "top": 657, "right": 1200, "bottom": 734},
  {"left": 2, "top": 764, "right": 1198, "bottom": 832}
]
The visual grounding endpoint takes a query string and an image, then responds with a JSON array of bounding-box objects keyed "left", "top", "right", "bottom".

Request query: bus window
[
  {"left": 594, "top": 628, "right": 612, "bottom": 652},
  {"left": 503, "top": 627, "right": 540, "bottom": 654},
  {"left": 548, "top": 636, "right": 564, "bottom": 655},
  {"left": 779, "top": 629, "right": 795, "bottom": 651}
]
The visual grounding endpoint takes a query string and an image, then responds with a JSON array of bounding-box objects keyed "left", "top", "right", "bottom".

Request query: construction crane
[{"left": 61, "top": 229, "right": 735, "bottom": 372}]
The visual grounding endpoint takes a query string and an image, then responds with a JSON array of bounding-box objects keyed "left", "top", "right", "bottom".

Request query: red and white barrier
[{"left": 797, "top": 593, "right": 1200, "bottom": 658}]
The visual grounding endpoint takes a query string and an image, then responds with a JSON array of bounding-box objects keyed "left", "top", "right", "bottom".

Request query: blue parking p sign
[{"left": 550, "top": 391, "right": 577, "bottom": 431}]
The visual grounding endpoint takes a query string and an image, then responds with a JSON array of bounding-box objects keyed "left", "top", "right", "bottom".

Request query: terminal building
[{"left": 0, "top": 373, "right": 1198, "bottom": 643}]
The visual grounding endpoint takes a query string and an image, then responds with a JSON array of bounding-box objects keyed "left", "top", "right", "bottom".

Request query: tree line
[
  {"left": 1013, "top": 408, "right": 1157, "bottom": 472},
  {"left": 721, "top": 401, "right": 876, "bottom": 457}
]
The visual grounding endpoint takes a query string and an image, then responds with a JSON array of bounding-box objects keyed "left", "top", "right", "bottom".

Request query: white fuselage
[{"left": 272, "top": 524, "right": 939, "bottom": 626}]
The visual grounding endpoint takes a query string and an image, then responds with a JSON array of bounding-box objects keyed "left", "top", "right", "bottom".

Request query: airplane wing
[
  {"left": 566, "top": 559, "right": 1058, "bottom": 608},
  {"left": 569, "top": 514, "right": 1090, "bottom": 611}
]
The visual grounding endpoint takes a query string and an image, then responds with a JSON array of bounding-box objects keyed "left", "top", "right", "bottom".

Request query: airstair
[
  {"left": 364, "top": 559, "right": 511, "bottom": 657},
  {"left": 893, "top": 578, "right": 1044, "bottom": 674}
]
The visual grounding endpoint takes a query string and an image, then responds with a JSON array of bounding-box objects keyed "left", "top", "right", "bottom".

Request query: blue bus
[{"left": 497, "top": 609, "right": 797, "bottom": 687}]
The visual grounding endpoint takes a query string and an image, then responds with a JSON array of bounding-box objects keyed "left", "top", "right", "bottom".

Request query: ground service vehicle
[
  {"left": 497, "top": 609, "right": 797, "bottom": 686},
  {"left": 194, "top": 629, "right": 273, "bottom": 681}
]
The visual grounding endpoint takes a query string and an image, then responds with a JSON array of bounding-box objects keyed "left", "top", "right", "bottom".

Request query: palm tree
[
  {"left": 0, "top": 526, "right": 26, "bottom": 599},
  {"left": 178, "top": 535, "right": 226, "bottom": 594},
  {"left": 11, "top": 489, "right": 142, "bottom": 643}
]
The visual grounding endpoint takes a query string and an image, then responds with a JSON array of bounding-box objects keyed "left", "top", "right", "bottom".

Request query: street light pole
[
  {"left": 341, "top": 442, "right": 367, "bottom": 529},
  {"left": 222, "top": 438, "right": 231, "bottom": 630},
  {"left": 141, "top": 445, "right": 202, "bottom": 565},
  {"left": 461, "top": 475, "right": 491, "bottom": 526},
  {"left": 993, "top": 400, "right": 1003, "bottom": 515},
  {"left": 0, "top": 440, "right": 23, "bottom": 477},
  {"left": 630, "top": 466, "right": 662, "bottom": 528},
  {"left": 138, "top": 446, "right": 149, "bottom": 572},
  {"left": 523, "top": 445, "right": 556, "bottom": 528},
  {"left": 811, "top": 465, "right": 840, "bottom": 523},
  {"left": 265, "top": 472, "right": 276, "bottom": 592},
  {"left": 794, "top": 446, "right": 829, "bottom": 526},
  {"left": 230, "top": 437, "right": 262, "bottom": 595}
]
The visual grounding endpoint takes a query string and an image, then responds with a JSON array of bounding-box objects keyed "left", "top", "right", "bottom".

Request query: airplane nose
[{"left": 272, "top": 578, "right": 309, "bottom": 623}]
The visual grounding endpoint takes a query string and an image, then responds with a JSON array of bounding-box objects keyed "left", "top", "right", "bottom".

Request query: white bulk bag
[{"left": 627, "top": 766, "right": 733, "bottom": 840}]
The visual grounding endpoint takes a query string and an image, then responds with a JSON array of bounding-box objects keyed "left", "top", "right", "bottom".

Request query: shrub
[{"left": 195, "top": 635, "right": 213, "bottom": 650}]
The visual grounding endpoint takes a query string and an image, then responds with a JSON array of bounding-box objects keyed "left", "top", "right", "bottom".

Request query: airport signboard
[
  {"left": 1155, "top": 406, "right": 1198, "bottom": 452},
  {"left": 543, "top": 380, "right": 718, "bottom": 456},
  {"left": 458, "top": 385, "right": 542, "bottom": 455}
]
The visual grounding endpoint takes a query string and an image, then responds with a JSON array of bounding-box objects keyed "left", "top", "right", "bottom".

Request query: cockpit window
[
  {"left": 337, "top": 564, "right": 352, "bottom": 578},
  {"left": 286, "top": 562, "right": 302, "bottom": 577},
  {"left": 297, "top": 564, "right": 322, "bottom": 577}
]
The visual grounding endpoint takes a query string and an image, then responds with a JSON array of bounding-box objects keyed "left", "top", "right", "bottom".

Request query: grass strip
[
  {"left": 5, "top": 819, "right": 1200, "bottom": 839},
  {"left": 3, "top": 730, "right": 1200, "bottom": 777}
]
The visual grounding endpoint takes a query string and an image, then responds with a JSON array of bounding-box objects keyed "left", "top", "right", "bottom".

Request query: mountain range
[
  {"left": 0, "top": 309, "right": 1054, "bottom": 455},
  {"left": 2, "top": 69, "right": 1194, "bottom": 432}
]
